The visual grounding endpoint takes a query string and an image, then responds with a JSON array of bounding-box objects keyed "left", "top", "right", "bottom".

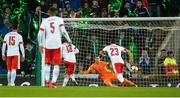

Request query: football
[{"left": 131, "top": 66, "right": 138, "bottom": 71}]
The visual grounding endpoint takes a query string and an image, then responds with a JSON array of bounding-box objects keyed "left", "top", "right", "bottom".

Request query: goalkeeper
[{"left": 81, "top": 56, "right": 137, "bottom": 87}]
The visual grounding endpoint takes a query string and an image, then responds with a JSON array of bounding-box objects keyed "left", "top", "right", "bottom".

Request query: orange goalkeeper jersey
[{"left": 83, "top": 61, "right": 113, "bottom": 79}]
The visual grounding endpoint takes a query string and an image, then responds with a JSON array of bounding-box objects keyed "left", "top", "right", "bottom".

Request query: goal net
[{"left": 39, "top": 17, "right": 180, "bottom": 87}]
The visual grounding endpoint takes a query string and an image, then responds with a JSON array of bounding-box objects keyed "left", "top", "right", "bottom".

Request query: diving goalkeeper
[{"left": 81, "top": 56, "right": 137, "bottom": 87}]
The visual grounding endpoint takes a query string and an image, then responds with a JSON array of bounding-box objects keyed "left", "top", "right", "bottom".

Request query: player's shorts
[
  {"left": 45, "top": 48, "right": 61, "bottom": 64},
  {"left": 102, "top": 73, "right": 117, "bottom": 85},
  {"left": 6, "top": 56, "right": 19, "bottom": 70},
  {"left": 113, "top": 63, "right": 124, "bottom": 73},
  {"left": 64, "top": 61, "right": 76, "bottom": 75}
]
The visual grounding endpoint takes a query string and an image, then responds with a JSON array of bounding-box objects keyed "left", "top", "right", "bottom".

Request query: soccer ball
[{"left": 131, "top": 66, "right": 138, "bottom": 72}]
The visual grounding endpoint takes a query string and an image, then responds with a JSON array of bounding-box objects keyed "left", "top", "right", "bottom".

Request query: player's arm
[
  {"left": 60, "top": 20, "right": 71, "bottom": 43},
  {"left": 99, "top": 47, "right": 107, "bottom": 56},
  {"left": 81, "top": 65, "right": 94, "bottom": 74},
  {"left": 2, "top": 36, "right": 7, "bottom": 61},
  {"left": 37, "top": 22, "right": 45, "bottom": 53},
  {"left": 74, "top": 46, "right": 79, "bottom": 54},
  {"left": 19, "top": 36, "right": 25, "bottom": 62}
]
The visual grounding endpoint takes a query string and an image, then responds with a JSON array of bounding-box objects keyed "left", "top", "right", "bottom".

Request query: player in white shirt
[
  {"left": 2, "top": 23, "right": 25, "bottom": 86},
  {"left": 38, "top": 7, "right": 71, "bottom": 87},
  {"left": 62, "top": 42, "right": 79, "bottom": 87},
  {"left": 100, "top": 39, "right": 136, "bottom": 86}
]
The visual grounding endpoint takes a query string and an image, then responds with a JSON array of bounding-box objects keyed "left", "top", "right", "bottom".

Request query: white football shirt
[
  {"left": 2, "top": 32, "right": 25, "bottom": 57},
  {"left": 102, "top": 44, "right": 127, "bottom": 64},
  {"left": 38, "top": 16, "right": 71, "bottom": 49},
  {"left": 62, "top": 43, "right": 79, "bottom": 63}
]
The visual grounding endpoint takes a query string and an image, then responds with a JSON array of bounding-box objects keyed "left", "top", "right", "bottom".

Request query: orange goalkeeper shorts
[{"left": 102, "top": 73, "right": 117, "bottom": 84}]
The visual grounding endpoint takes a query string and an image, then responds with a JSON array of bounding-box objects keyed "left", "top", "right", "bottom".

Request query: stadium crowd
[{"left": 0, "top": 0, "right": 179, "bottom": 82}]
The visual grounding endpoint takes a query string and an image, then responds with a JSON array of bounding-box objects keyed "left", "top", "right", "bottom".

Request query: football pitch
[{"left": 0, "top": 86, "right": 180, "bottom": 97}]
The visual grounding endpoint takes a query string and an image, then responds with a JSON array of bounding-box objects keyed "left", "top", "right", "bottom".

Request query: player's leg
[
  {"left": 68, "top": 63, "right": 78, "bottom": 85},
  {"left": 44, "top": 48, "right": 52, "bottom": 86},
  {"left": 62, "top": 74, "right": 70, "bottom": 87},
  {"left": 113, "top": 63, "right": 125, "bottom": 83},
  {"left": 10, "top": 56, "right": 18, "bottom": 86},
  {"left": 103, "top": 78, "right": 118, "bottom": 87},
  {"left": 62, "top": 62, "right": 70, "bottom": 87},
  {"left": 63, "top": 61, "right": 78, "bottom": 86},
  {"left": 7, "top": 70, "right": 11, "bottom": 86},
  {"left": 70, "top": 74, "right": 78, "bottom": 85},
  {"left": 50, "top": 48, "right": 61, "bottom": 87},
  {"left": 6, "top": 56, "right": 11, "bottom": 86},
  {"left": 122, "top": 78, "right": 138, "bottom": 87}
]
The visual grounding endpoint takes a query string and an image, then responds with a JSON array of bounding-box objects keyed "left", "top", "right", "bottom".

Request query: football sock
[
  {"left": 117, "top": 73, "right": 124, "bottom": 83},
  {"left": 11, "top": 69, "right": 16, "bottom": 85},
  {"left": 62, "top": 77, "right": 69, "bottom": 87},
  {"left": 44, "top": 64, "right": 51, "bottom": 82},
  {"left": 70, "top": 74, "right": 76, "bottom": 81},
  {"left": 7, "top": 70, "right": 11, "bottom": 85},
  {"left": 52, "top": 65, "right": 59, "bottom": 83}
]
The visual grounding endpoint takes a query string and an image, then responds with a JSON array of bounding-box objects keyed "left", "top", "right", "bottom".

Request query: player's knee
[
  {"left": 64, "top": 74, "right": 70, "bottom": 78},
  {"left": 67, "top": 65, "right": 75, "bottom": 75},
  {"left": 67, "top": 68, "right": 74, "bottom": 75},
  {"left": 117, "top": 74, "right": 124, "bottom": 83}
]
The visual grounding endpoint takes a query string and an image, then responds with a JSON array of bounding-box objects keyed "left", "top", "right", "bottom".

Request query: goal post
[{"left": 36, "top": 17, "right": 180, "bottom": 87}]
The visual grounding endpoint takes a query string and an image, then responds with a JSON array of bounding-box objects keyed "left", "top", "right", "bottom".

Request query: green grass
[{"left": 0, "top": 86, "right": 180, "bottom": 97}]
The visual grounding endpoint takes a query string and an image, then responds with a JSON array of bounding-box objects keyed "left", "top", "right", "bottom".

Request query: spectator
[
  {"left": 120, "top": 2, "right": 135, "bottom": 17},
  {"left": 0, "top": 18, "right": 12, "bottom": 37},
  {"left": 163, "top": 51, "right": 179, "bottom": 77},
  {"left": 21, "top": 40, "right": 35, "bottom": 77},
  {"left": 2, "top": 7, "right": 11, "bottom": 19},
  {"left": 100, "top": 0, "right": 109, "bottom": 10},
  {"left": 158, "top": 49, "right": 167, "bottom": 74},
  {"left": 64, "top": 1, "right": 71, "bottom": 18},
  {"left": 52, "top": 2, "right": 58, "bottom": 9},
  {"left": 109, "top": 0, "right": 122, "bottom": 17},
  {"left": 40, "top": 0, "right": 47, "bottom": 12},
  {"left": 139, "top": 50, "right": 151, "bottom": 75},
  {"left": 82, "top": 2, "right": 91, "bottom": 17},
  {"left": 70, "top": 0, "right": 81, "bottom": 11},
  {"left": 101, "top": 8, "right": 108, "bottom": 17},
  {"left": 134, "top": 0, "right": 150, "bottom": 17},
  {"left": 91, "top": 0, "right": 101, "bottom": 17}
]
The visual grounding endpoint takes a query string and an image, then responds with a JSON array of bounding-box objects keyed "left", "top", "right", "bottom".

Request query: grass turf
[{"left": 0, "top": 86, "right": 180, "bottom": 97}]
